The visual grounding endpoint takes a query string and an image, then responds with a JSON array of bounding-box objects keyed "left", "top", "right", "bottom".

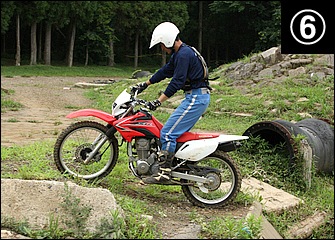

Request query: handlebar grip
[{"left": 137, "top": 99, "right": 148, "bottom": 105}]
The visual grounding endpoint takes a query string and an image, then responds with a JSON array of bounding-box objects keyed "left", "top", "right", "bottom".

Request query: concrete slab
[
  {"left": 246, "top": 201, "right": 283, "bottom": 239},
  {"left": 242, "top": 177, "right": 304, "bottom": 213}
]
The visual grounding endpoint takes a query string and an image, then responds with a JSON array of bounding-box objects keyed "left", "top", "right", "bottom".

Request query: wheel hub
[
  {"left": 74, "top": 143, "right": 101, "bottom": 163},
  {"left": 204, "top": 172, "right": 221, "bottom": 191}
]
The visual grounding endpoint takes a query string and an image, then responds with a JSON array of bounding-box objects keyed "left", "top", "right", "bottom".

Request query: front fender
[{"left": 66, "top": 109, "right": 117, "bottom": 124}]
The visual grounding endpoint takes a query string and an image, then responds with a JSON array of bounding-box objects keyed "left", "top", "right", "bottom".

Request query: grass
[
  {"left": 1, "top": 64, "right": 135, "bottom": 78},
  {"left": 1, "top": 89, "right": 24, "bottom": 112},
  {"left": 1, "top": 59, "right": 334, "bottom": 239}
]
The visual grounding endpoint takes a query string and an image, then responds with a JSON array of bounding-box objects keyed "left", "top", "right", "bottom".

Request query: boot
[{"left": 142, "top": 150, "right": 174, "bottom": 184}]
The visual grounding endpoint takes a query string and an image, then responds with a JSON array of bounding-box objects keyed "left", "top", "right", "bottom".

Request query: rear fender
[
  {"left": 175, "top": 138, "right": 219, "bottom": 161},
  {"left": 66, "top": 109, "right": 117, "bottom": 124},
  {"left": 175, "top": 134, "right": 249, "bottom": 161}
]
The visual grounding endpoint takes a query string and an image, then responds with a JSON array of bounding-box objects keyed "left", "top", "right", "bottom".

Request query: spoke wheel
[
  {"left": 181, "top": 150, "right": 241, "bottom": 208},
  {"left": 54, "top": 121, "right": 118, "bottom": 180}
]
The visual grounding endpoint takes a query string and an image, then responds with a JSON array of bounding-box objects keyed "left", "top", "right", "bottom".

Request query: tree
[
  {"left": 1, "top": 1, "right": 281, "bottom": 68},
  {"left": 11, "top": 1, "right": 29, "bottom": 66},
  {"left": 209, "top": 1, "right": 281, "bottom": 57},
  {"left": 42, "top": 1, "right": 69, "bottom": 65},
  {"left": 198, "top": 1, "right": 203, "bottom": 53},
  {"left": 75, "top": 1, "right": 117, "bottom": 66},
  {"left": 153, "top": 1, "right": 189, "bottom": 67},
  {"left": 1, "top": 1, "right": 15, "bottom": 55},
  {"left": 1, "top": 1, "right": 16, "bottom": 35},
  {"left": 112, "top": 1, "right": 189, "bottom": 68},
  {"left": 15, "top": 12, "right": 20, "bottom": 66},
  {"left": 20, "top": 1, "right": 48, "bottom": 65},
  {"left": 63, "top": 1, "right": 100, "bottom": 67}
]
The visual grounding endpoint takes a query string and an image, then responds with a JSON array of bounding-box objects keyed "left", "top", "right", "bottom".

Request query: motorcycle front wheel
[
  {"left": 181, "top": 150, "right": 242, "bottom": 208},
  {"left": 53, "top": 121, "right": 119, "bottom": 181}
]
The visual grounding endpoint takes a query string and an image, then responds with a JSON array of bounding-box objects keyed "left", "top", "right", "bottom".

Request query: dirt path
[
  {"left": 1, "top": 76, "right": 250, "bottom": 239},
  {"left": 1, "top": 76, "right": 105, "bottom": 146}
]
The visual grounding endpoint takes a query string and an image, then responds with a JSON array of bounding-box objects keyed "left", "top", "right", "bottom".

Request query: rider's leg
[
  {"left": 142, "top": 150, "right": 174, "bottom": 184},
  {"left": 142, "top": 92, "right": 210, "bottom": 184},
  {"left": 161, "top": 92, "right": 210, "bottom": 152}
]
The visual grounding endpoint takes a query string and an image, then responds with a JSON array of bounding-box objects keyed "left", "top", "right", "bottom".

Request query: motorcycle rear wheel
[
  {"left": 54, "top": 121, "right": 118, "bottom": 180},
  {"left": 181, "top": 150, "right": 241, "bottom": 208}
]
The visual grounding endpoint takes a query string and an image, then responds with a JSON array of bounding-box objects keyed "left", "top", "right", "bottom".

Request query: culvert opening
[
  {"left": 242, "top": 121, "right": 296, "bottom": 166},
  {"left": 243, "top": 119, "right": 334, "bottom": 174}
]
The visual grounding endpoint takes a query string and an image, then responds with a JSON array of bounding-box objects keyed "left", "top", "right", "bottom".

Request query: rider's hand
[
  {"left": 146, "top": 99, "right": 161, "bottom": 111},
  {"left": 132, "top": 82, "right": 148, "bottom": 94}
]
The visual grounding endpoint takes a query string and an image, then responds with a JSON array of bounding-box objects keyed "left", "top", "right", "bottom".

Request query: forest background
[{"left": 1, "top": 1, "right": 281, "bottom": 70}]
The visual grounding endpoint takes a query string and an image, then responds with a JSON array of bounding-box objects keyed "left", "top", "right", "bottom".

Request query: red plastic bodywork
[
  {"left": 66, "top": 109, "right": 219, "bottom": 142},
  {"left": 66, "top": 109, "right": 117, "bottom": 124}
]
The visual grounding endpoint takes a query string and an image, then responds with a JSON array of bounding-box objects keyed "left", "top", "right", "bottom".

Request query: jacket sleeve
[
  {"left": 163, "top": 53, "right": 189, "bottom": 97},
  {"left": 149, "top": 57, "right": 175, "bottom": 84}
]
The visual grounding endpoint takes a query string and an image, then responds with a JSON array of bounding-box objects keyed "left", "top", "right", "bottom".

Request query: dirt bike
[{"left": 53, "top": 86, "right": 249, "bottom": 208}]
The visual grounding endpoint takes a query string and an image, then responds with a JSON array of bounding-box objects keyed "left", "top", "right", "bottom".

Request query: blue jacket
[{"left": 149, "top": 43, "right": 208, "bottom": 98}]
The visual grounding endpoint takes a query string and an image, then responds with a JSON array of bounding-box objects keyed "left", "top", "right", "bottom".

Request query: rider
[{"left": 133, "top": 21, "right": 211, "bottom": 184}]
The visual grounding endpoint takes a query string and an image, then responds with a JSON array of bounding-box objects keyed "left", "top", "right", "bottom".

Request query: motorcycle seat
[{"left": 177, "top": 132, "right": 220, "bottom": 142}]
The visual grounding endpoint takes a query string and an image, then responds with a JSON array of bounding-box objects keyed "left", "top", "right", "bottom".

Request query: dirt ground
[
  {"left": 1, "top": 76, "right": 250, "bottom": 239},
  {"left": 1, "top": 76, "right": 99, "bottom": 146}
]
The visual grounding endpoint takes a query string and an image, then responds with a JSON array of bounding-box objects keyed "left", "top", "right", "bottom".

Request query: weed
[
  {"left": 60, "top": 182, "right": 92, "bottom": 237},
  {"left": 7, "top": 118, "right": 19, "bottom": 122}
]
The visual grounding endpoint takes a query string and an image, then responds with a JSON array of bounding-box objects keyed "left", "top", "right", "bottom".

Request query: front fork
[
  {"left": 83, "top": 134, "right": 108, "bottom": 164},
  {"left": 83, "top": 125, "right": 117, "bottom": 164}
]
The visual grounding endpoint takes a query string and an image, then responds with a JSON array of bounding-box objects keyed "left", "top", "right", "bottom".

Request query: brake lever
[
  {"left": 129, "top": 86, "right": 139, "bottom": 97},
  {"left": 137, "top": 99, "right": 147, "bottom": 106}
]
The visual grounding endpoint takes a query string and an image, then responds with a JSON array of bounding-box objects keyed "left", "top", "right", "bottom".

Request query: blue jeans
[{"left": 160, "top": 88, "right": 210, "bottom": 153}]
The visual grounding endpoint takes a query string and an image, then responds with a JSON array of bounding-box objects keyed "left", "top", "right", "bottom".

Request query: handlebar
[
  {"left": 136, "top": 99, "right": 148, "bottom": 107},
  {"left": 129, "top": 86, "right": 156, "bottom": 110},
  {"left": 130, "top": 86, "right": 149, "bottom": 107}
]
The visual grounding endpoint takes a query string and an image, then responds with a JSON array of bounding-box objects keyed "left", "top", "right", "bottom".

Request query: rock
[
  {"left": 1, "top": 230, "right": 31, "bottom": 239},
  {"left": 1, "top": 179, "right": 124, "bottom": 233},
  {"left": 260, "top": 47, "right": 283, "bottom": 65},
  {"left": 241, "top": 177, "right": 303, "bottom": 214},
  {"left": 217, "top": 46, "right": 333, "bottom": 84},
  {"left": 132, "top": 70, "right": 152, "bottom": 79}
]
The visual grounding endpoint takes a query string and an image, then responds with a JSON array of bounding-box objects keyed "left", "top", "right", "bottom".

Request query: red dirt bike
[{"left": 53, "top": 87, "right": 248, "bottom": 208}]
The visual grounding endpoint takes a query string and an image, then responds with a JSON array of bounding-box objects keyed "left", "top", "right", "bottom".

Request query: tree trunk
[
  {"left": 2, "top": 35, "right": 6, "bottom": 54},
  {"left": 15, "top": 13, "right": 21, "bottom": 66},
  {"left": 134, "top": 31, "right": 139, "bottom": 69},
  {"left": 206, "top": 44, "right": 210, "bottom": 67},
  {"left": 215, "top": 45, "right": 219, "bottom": 65},
  {"left": 30, "top": 22, "right": 37, "bottom": 65},
  {"left": 108, "top": 39, "right": 115, "bottom": 67},
  {"left": 38, "top": 23, "right": 42, "bottom": 63},
  {"left": 139, "top": 37, "right": 142, "bottom": 57},
  {"left": 85, "top": 39, "right": 89, "bottom": 66},
  {"left": 44, "top": 22, "right": 52, "bottom": 65},
  {"left": 161, "top": 48, "right": 166, "bottom": 66},
  {"left": 198, "top": 1, "right": 203, "bottom": 53},
  {"left": 66, "top": 19, "right": 76, "bottom": 67}
]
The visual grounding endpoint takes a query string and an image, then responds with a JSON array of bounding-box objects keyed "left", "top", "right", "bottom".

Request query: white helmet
[{"left": 149, "top": 22, "right": 180, "bottom": 49}]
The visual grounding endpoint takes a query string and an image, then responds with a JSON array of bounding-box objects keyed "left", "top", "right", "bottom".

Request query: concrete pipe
[{"left": 242, "top": 118, "right": 334, "bottom": 174}]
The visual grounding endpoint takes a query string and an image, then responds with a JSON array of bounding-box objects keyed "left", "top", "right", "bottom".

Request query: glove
[
  {"left": 132, "top": 82, "right": 148, "bottom": 94},
  {"left": 146, "top": 99, "right": 161, "bottom": 111}
]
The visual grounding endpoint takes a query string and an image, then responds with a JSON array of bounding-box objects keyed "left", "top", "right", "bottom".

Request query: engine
[{"left": 134, "top": 138, "right": 159, "bottom": 175}]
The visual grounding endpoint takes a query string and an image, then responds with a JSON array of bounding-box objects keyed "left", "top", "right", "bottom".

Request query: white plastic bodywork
[
  {"left": 112, "top": 89, "right": 131, "bottom": 116},
  {"left": 175, "top": 134, "right": 249, "bottom": 161}
]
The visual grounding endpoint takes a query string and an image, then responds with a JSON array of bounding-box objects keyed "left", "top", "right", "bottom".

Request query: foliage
[
  {"left": 208, "top": 1, "right": 281, "bottom": 53},
  {"left": 1, "top": 1, "right": 281, "bottom": 67},
  {"left": 60, "top": 182, "right": 92, "bottom": 237},
  {"left": 1, "top": 1, "right": 16, "bottom": 34}
]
